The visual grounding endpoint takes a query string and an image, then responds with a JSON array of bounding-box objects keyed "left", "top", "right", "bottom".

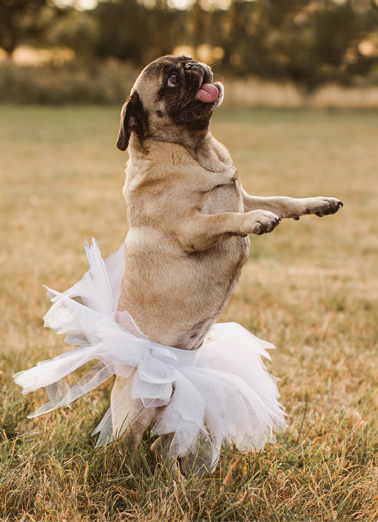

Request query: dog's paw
[
  {"left": 305, "top": 197, "right": 343, "bottom": 218},
  {"left": 244, "top": 210, "right": 281, "bottom": 236}
]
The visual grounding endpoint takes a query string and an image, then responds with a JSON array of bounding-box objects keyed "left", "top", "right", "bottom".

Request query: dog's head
[{"left": 116, "top": 55, "right": 224, "bottom": 151}]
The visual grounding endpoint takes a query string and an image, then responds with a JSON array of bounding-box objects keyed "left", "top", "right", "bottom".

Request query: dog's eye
[{"left": 167, "top": 74, "right": 179, "bottom": 87}]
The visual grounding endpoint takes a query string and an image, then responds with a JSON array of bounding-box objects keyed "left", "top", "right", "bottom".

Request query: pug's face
[{"left": 116, "top": 55, "right": 224, "bottom": 151}]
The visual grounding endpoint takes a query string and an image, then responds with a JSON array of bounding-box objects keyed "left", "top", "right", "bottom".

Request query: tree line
[{"left": 1, "top": 0, "right": 378, "bottom": 89}]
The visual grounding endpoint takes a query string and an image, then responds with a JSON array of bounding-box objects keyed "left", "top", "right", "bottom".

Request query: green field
[{"left": 1, "top": 106, "right": 378, "bottom": 520}]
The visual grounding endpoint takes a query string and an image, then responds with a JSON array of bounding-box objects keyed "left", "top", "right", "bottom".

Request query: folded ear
[{"left": 116, "top": 91, "right": 148, "bottom": 151}]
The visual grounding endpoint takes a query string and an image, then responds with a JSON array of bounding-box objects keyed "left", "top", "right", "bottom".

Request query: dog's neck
[
  {"left": 191, "top": 132, "right": 234, "bottom": 173},
  {"left": 131, "top": 126, "right": 233, "bottom": 173}
]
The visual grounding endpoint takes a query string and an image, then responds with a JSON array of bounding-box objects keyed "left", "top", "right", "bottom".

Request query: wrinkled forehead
[
  {"left": 143, "top": 55, "right": 194, "bottom": 78},
  {"left": 132, "top": 56, "right": 195, "bottom": 106},
  {"left": 132, "top": 56, "right": 193, "bottom": 105},
  {"left": 133, "top": 55, "right": 193, "bottom": 91}
]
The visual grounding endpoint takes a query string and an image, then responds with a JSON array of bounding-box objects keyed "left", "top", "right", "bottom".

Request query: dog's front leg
[
  {"left": 177, "top": 209, "right": 280, "bottom": 253},
  {"left": 242, "top": 190, "right": 343, "bottom": 221}
]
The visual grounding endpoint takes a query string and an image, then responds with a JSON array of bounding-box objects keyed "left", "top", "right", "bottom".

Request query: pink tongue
[{"left": 195, "top": 83, "right": 219, "bottom": 103}]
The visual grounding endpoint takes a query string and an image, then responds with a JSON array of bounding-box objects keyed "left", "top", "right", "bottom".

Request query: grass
[
  {"left": 223, "top": 79, "right": 378, "bottom": 109},
  {"left": 1, "top": 106, "right": 378, "bottom": 520}
]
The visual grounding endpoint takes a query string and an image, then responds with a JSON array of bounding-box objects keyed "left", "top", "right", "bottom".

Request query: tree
[
  {"left": 91, "top": 0, "right": 186, "bottom": 65},
  {"left": 0, "top": 0, "right": 52, "bottom": 58},
  {"left": 46, "top": 6, "right": 98, "bottom": 62}
]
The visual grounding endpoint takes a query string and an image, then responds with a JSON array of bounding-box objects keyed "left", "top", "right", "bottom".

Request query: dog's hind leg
[
  {"left": 150, "top": 433, "right": 174, "bottom": 459},
  {"left": 111, "top": 373, "right": 165, "bottom": 457},
  {"left": 151, "top": 433, "right": 182, "bottom": 480}
]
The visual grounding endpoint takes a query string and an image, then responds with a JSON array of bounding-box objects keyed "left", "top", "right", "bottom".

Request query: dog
[{"left": 112, "top": 55, "right": 343, "bottom": 467}]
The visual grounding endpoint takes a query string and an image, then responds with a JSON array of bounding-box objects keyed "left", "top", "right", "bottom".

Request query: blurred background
[
  {"left": 2, "top": 0, "right": 378, "bottom": 107},
  {"left": 2, "top": 2, "right": 378, "bottom": 518}
]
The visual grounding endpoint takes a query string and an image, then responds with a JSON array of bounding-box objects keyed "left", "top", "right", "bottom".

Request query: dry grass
[
  {"left": 222, "top": 78, "right": 378, "bottom": 109},
  {"left": 1, "top": 106, "right": 378, "bottom": 520},
  {"left": 310, "top": 85, "right": 378, "bottom": 109},
  {"left": 222, "top": 78, "right": 303, "bottom": 108}
]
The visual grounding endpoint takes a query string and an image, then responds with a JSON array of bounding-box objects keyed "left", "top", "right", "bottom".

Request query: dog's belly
[{"left": 118, "top": 234, "right": 250, "bottom": 350}]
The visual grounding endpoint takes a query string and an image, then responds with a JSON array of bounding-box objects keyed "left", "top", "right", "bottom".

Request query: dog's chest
[
  {"left": 199, "top": 172, "right": 244, "bottom": 215},
  {"left": 196, "top": 171, "right": 249, "bottom": 265}
]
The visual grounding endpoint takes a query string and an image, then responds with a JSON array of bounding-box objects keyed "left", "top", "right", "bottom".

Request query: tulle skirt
[{"left": 14, "top": 240, "right": 286, "bottom": 471}]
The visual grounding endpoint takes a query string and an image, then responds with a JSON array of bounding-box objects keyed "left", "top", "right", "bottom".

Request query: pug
[{"left": 113, "top": 55, "right": 343, "bottom": 465}]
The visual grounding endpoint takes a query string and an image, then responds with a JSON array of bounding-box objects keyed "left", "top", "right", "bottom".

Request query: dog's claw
[
  {"left": 249, "top": 211, "right": 281, "bottom": 235},
  {"left": 313, "top": 198, "right": 343, "bottom": 217}
]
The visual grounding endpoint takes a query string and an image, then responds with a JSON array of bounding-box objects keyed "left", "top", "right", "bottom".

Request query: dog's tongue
[{"left": 195, "top": 83, "right": 219, "bottom": 103}]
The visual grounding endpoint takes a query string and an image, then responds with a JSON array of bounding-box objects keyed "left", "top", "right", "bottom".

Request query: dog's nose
[
  {"left": 184, "top": 62, "right": 196, "bottom": 69},
  {"left": 184, "top": 61, "right": 212, "bottom": 83}
]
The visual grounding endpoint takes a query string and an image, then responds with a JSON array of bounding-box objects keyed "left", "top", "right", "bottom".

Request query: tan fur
[{"left": 112, "top": 56, "right": 343, "bottom": 470}]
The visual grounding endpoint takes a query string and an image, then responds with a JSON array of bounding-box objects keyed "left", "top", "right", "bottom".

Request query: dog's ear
[{"left": 116, "top": 91, "right": 148, "bottom": 151}]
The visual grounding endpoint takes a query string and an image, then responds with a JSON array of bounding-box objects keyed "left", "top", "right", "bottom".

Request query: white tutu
[{"left": 14, "top": 239, "right": 286, "bottom": 471}]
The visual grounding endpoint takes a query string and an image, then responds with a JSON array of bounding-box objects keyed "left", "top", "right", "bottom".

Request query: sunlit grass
[{"left": 1, "top": 106, "right": 378, "bottom": 520}]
